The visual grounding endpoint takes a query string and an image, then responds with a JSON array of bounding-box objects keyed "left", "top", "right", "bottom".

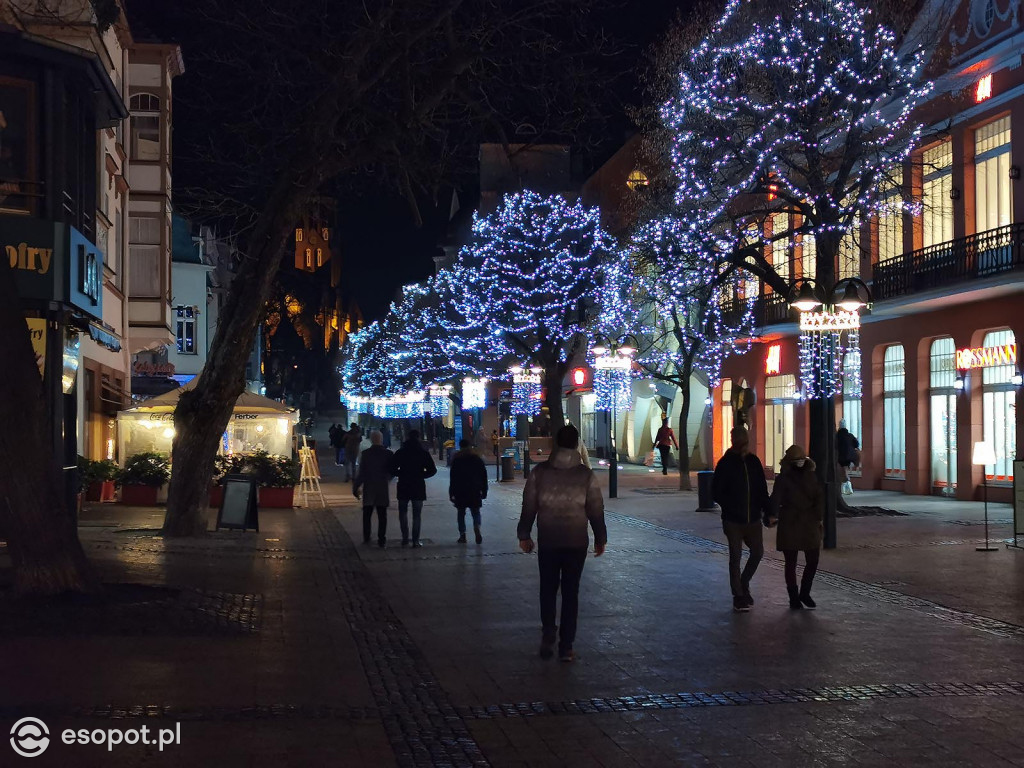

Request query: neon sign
[
  {"left": 955, "top": 343, "right": 1016, "bottom": 370},
  {"left": 765, "top": 344, "right": 782, "bottom": 375},
  {"left": 798, "top": 310, "right": 861, "bottom": 332}
]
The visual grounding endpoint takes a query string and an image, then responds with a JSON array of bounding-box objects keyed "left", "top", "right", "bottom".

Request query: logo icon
[{"left": 10, "top": 718, "right": 49, "bottom": 758}]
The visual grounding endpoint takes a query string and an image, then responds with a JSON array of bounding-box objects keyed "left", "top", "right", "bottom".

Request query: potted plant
[
  {"left": 249, "top": 451, "right": 300, "bottom": 508},
  {"left": 79, "top": 457, "right": 119, "bottom": 502},
  {"left": 119, "top": 452, "right": 171, "bottom": 505}
]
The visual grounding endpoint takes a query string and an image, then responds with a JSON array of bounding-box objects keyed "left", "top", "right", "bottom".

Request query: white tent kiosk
[{"left": 117, "top": 382, "right": 299, "bottom": 462}]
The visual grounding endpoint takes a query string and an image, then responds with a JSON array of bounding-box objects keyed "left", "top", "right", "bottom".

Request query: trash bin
[
  {"left": 501, "top": 454, "right": 515, "bottom": 482},
  {"left": 696, "top": 470, "right": 718, "bottom": 512}
]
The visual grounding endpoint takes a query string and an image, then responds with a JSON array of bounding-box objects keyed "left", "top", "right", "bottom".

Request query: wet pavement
[{"left": 2, "top": 445, "right": 1024, "bottom": 767}]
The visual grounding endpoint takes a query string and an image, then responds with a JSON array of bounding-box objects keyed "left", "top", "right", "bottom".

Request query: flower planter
[
  {"left": 120, "top": 484, "right": 160, "bottom": 506},
  {"left": 86, "top": 480, "right": 117, "bottom": 503},
  {"left": 208, "top": 485, "right": 225, "bottom": 508},
  {"left": 258, "top": 486, "right": 295, "bottom": 508}
]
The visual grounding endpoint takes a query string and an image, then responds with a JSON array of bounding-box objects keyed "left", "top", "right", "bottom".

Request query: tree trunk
[
  {"left": 677, "top": 386, "right": 692, "bottom": 491},
  {"left": 543, "top": 363, "right": 567, "bottom": 432},
  {"left": 0, "top": 261, "right": 94, "bottom": 594},
  {"left": 163, "top": 172, "right": 311, "bottom": 536}
]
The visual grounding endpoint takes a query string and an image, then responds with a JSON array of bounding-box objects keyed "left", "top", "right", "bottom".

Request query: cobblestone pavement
[{"left": 2, "top": 445, "right": 1024, "bottom": 767}]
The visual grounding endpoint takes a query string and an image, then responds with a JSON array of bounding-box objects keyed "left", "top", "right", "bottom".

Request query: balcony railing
[
  {"left": 873, "top": 222, "right": 1024, "bottom": 301},
  {"left": 722, "top": 291, "right": 794, "bottom": 329}
]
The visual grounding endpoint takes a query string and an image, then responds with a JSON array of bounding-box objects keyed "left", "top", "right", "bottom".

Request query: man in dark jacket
[
  {"left": 389, "top": 430, "right": 437, "bottom": 547},
  {"left": 342, "top": 423, "right": 362, "bottom": 483},
  {"left": 353, "top": 430, "right": 394, "bottom": 548},
  {"left": 518, "top": 425, "right": 606, "bottom": 663},
  {"left": 449, "top": 439, "right": 489, "bottom": 544},
  {"left": 712, "top": 426, "right": 771, "bottom": 612}
]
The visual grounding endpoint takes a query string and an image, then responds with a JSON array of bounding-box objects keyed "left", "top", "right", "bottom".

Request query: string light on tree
[{"left": 510, "top": 365, "right": 542, "bottom": 416}]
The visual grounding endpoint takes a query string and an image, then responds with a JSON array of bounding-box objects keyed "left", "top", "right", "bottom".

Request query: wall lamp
[{"left": 954, "top": 374, "right": 966, "bottom": 392}]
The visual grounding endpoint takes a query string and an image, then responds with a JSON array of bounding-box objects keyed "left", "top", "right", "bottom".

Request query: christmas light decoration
[
  {"left": 593, "top": 350, "right": 634, "bottom": 412},
  {"left": 462, "top": 377, "right": 488, "bottom": 409},
  {"left": 427, "top": 384, "right": 451, "bottom": 416},
  {"left": 510, "top": 365, "right": 542, "bottom": 416}
]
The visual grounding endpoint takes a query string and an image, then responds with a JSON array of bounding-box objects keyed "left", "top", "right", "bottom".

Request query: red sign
[
  {"left": 955, "top": 343, "right": 1016, "bottom": 371},
  {"left": 765, "top": 344, "right": 782, "bottom": 375},
  {"left": 133, "top": 361, "right": 176, "bottom": 376},
  {"left": 571, "top": 367, "right": 589, "bottom": 387}
]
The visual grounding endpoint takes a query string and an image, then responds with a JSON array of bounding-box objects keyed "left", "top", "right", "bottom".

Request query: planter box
[
  {"left": 209, "top": 485, "right": 224, "bottom": 508},
  {"left": 85, "top": 480, "right": 116, "bottom": 503},
  {"left": 120, "top": 485, "right": 159, "bottom": 506},
  {"left": 259, "top": 486, "right": 295, "bottom": 508}
]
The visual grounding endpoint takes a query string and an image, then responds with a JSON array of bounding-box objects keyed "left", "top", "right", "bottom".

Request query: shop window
[
  {"left": 929, "top": 337, "right": 957, "bottom": 491},
  {"left": 982, "top": 329, "right": 1016, "bottom": 483},
  {"left": 129, "top": 93, "right": 161, "bottom": 162},
  {"left": 921, "top": 141, "right": 953, "bottom": 247},
  {"left": 974, "top": 116, "right": 1012, "bottom": 234},
  {"left": 0, "top": 75, "right": 40, "bottom": 215},
  {"left": 175, "top": 306, "right": 196, "bottom": 355},
  {"left": 883, "top": 345, "right": 906, "bottom": 478},
  {"left": 764, "top": 375, "right": 796, "bottom": 474},
  {"left": 841, "top": 349, "right": 862, "bottom": 442},
  {"left": 720, "top": 379, "right": 734, "bottom": 460}
]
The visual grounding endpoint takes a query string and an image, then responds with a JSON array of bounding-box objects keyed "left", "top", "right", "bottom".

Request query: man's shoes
[
  {"left": 558, "top": 648, "right": 576, "bottom": 663},
  {"left": 378, "top": 540, "right": 387, "bottom": 549},
  {"left": 412, "top": 541, "right": 423, "bottom": 548},
  {"left": 799, "top": 588, "right": 816, "bottom": 609},
  {"left": 732, "top": 596, "right": 750, "bottom": 612},
  {"left": 539, "top": 629, "right": 556, "bottom": 659},
  {"left": 401, "top": 540, "right": 409, "bottom": 548},
  {"left": 787, "top": 586, "right": 803, "bottom": 610},
  {"left": 457, "top": 534, "right": 467, "bottom": 544},
  {"left": 474, "top": 526, "right": 483, "bottom": 544},
  {"left": 741, "top": 579, "right": 753, "bottom": 607}
]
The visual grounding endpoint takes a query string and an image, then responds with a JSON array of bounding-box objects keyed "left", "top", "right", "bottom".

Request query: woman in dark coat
[
  {"left": 353, "top": 431, "right": 394, "bottom": 548},
  {"left": 769, "top": 444, "right": 824, "bottom": 610},
  {"left": 449, "top": 439, "right": 489, "bottom": 544},
  {"left": 389, "top": 430, "right": 437, "bottom": 547}
]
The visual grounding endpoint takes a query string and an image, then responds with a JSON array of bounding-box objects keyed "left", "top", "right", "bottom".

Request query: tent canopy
[{"left": 123, "top": 379, "right": 296, "bottom": 415}]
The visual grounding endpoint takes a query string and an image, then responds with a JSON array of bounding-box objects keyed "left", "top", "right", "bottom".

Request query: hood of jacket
[
  {"left": 780, "top": 457, "right": 817, "bottom": 474},
  {"left": 548, "top": 447, "right": 582, "bottom": 469}
]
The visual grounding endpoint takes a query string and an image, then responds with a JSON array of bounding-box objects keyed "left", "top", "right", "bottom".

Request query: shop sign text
[
  {"left": 955, "top": 343, "right": 1017, "bottom": 371},
  {"left": 798, "top": 310, "right": 861, "bottom": 332}
]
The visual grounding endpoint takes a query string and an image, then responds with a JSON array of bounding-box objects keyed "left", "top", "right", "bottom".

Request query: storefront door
[
  {"left": 765, "top": 401, "right": 794, "bottom": 475},
  {"left": 930, "top": 393, "right": 957, "bottom": 493}
]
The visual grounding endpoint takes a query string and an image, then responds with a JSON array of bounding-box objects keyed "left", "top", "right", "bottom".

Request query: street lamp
[
  {"left": 788, "top": 276, "right": 873, "bottom": 549},
  {"left": 591, "top": 335, "right": 637, "bottom": 499}
]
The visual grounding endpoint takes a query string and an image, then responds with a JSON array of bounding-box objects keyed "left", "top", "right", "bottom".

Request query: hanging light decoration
[
  {"left": 593, "top": 350, "right": 634, "bottom": 411},
  {"left": 463, "top": 377, "right": 488, "bottom": 409},
  {"left": 510, "top": 365, "right": 542, "bottom": 416},
  {"left": 428, "top": 384, "right": 451, "bottom": 416}
]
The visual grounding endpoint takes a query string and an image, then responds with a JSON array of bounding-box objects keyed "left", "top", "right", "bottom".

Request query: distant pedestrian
[
  {"left": 329, "top": 424, "right": 344, "bottom": 466},
  {"left": 654, "top": 417, "right": 678, "bottom": 476},
  {"left": 353, "top": 431, "right": 394, "bottom": 548},
  {"left": 343, "top": 423, "right": 362, "bottom": 482},
  {"left": 389, "top": 430, "right": 437, "bottom": 547},
  {"left": 712, "top": 427, "right": 771, "bottom": 612},
  {"left": 491, "top": 429, "right": 500, "bottom": 464},
  {"left": 836, "top": 419, "right": 860, "bottom": 495},
  {"left": 517, "top": 424, "right": 606, "bottom": 663},
  {"left": 769, "top": 445, "right": 823, "bottom": 610},
  {"left": 381, "top": 424, "right": 392, "bottom": 449},
  {"left": 449, "top": 439, "right": 489, "bottom": 544}
]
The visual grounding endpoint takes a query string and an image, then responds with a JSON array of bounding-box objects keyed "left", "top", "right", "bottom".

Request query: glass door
[
  {"left": 764, "top": 401, "right": 794, "bottom": 476},
  {"left": 930, "top": 392, "right": 957, "bottom": 494}
]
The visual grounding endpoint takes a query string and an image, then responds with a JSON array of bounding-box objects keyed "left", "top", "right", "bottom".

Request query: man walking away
[
  {"left": 353, "top": 430, "right": 394, "bottom": 548},
  {"left": 389, "top": 430, "right": 437, "bottom": 547},
  {"left": 449, "top": 439, "right": 488, "bottom": 543},
  {"left": 518, "top": 424, "right": 606, "bottom": 663},
  {"left": 712, "top": 427, "right": 771, "bottom": 612},
  {"left": 329, "top": 424, "right": 344, "bottom": 466},
  {"left": 836, "top": 419, "right": 860, "bottom": 496},
  {"left": 343, "top": 423, "right": 362, "bottom": 483},
  {"left": 769, "top": 445, "right": 823, "bottom": 609},
  {"left": 654, "top": 417, "right": 679, "bottom": 476}
]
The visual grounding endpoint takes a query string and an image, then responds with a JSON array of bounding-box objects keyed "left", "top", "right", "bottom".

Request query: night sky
[{"left": 139, "top": 0, "right": 696, "bottom": 322}]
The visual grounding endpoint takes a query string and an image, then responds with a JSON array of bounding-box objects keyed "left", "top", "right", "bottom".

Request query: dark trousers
[
  {"left": 363, "top": 506, "right": 387, "bottom": 544},
  {"left": 398, "top": 498, "right": 423, "bottom": 543},
  {"left": 783, "top": 549, "right": 820, "bottom": 592},
  {"left": 538, "top": 547, "right": 588, "bottom": 652},
  {"left": 722, "top": 520, "right": 764, "bottom": 597},
  {"left": 456, "top": 507, "right": 481, "bottom": 534},
  {"left": 657, "top": 445, "right": 672, "bottom": 475}
]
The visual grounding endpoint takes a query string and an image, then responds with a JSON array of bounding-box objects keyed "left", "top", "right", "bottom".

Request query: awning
[{"left": 87, "top": 323, "right": 122, "bottom": 352}]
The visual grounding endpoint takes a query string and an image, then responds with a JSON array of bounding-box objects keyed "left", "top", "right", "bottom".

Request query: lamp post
[
  {"left": 973, "top": 441, "right": 999, "bottom": 552},
  {"left": 788, "top": 277, "right": 872, "bottom": 550},
  {"left": 591, "top": 336, "right": 637, "bottom": 499}
]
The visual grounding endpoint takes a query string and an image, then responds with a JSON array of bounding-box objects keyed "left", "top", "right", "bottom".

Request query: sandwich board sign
[{"left": 216, "top": 474, "right": 259, "bottom": 531}]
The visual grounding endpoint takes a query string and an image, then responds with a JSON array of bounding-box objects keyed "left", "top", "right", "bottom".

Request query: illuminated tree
[
  {"left": 454, "top": 191, "right": 617, "bottom": 427},
  {"left": 601, "top": 219, "right": 755, "bottom": 488}
]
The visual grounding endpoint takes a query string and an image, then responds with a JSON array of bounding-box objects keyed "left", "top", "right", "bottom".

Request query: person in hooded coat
[
  {"left": 353, "top": 430, "right": 393, "bottom": 547},
  {"left": 389, "top": 430, "right": 437, "bottom": 547},
  {"left": 769, "top": 444, "right": 824, "bottom": 610},
  {"left": 449, "top": 439, "right": 489, "bottom": 543}
]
